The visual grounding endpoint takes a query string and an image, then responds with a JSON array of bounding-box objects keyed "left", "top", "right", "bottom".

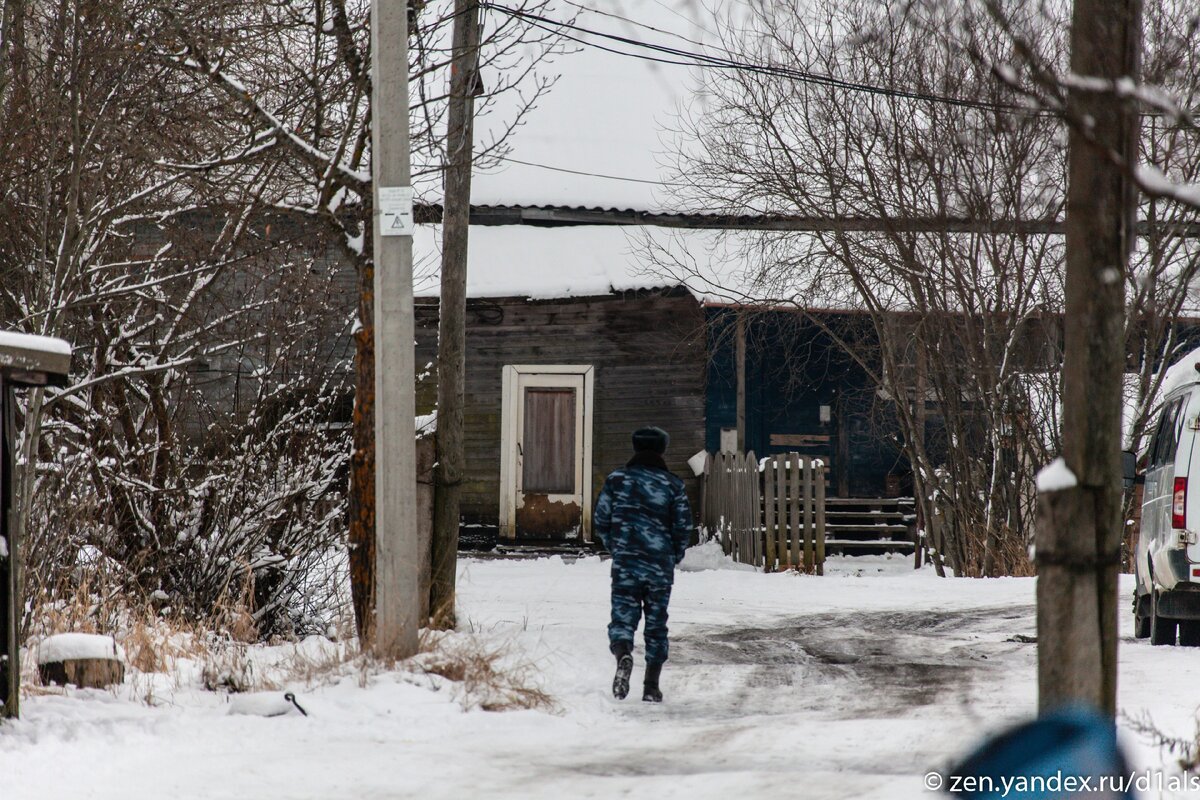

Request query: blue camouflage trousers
[{"left": 608, "top": 560, "right": 673, "bottom": 666}]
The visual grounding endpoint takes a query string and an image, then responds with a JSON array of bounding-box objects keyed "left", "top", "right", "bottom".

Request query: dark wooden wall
[{"left": 415, "top": 289, "right": 706, "bottom": 539}]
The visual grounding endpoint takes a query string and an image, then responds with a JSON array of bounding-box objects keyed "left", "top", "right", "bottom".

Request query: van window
[{"left": 1152, "top": 398, "right": 1186, "bottom": 467}]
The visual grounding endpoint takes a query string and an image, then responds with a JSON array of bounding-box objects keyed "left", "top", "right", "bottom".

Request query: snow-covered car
[{"left": 1133, "top": 371, "right": 1200, "bottom": 645}]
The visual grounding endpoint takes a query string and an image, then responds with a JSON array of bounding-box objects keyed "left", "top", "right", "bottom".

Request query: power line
[
  {"left": 497, "top": 155, "right": 683, "bottom": 186},
  {"left": 558, "top": 0, "right": 718, "bottom": 53},
  {"left": 480, "top": 3, "right": 1032, "bottom": 114}
]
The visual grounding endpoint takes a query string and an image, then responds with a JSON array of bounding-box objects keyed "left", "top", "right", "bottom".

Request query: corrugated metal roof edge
[{"left": 417, "top": 203, "right": 1200, "bottom": 237}]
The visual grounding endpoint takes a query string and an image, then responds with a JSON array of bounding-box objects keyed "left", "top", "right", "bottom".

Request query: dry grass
[
  {"left": 1123, "top": 710, "right": 1200, "bottom": 773},
  {"left": 23, "top": 568, "right": 553, "bottom": 713},
  {"left": 411, "top": 630, "right": 555, "bottom": 713}
]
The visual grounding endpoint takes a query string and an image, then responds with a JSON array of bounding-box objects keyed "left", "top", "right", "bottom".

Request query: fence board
[
  {"left": 790, "top": 457, "right": 801, "bottom": 569},
  {"left": 745, "top": 451, "right": 759, "bottom": 566},
  {"left": 775, "top": 455, "right": 787, "bottom": 570},
  {"left": 815, "top": 457, "right": 826, "bottom": 575},
  {"left": 802, "top": 457, "right": 814, "bottom": 572},
  {"left": 763, "top": 457, "right": 776, "bottom": 571},
  {"left": 701, "top": 449, "right": 823, "bottom": 573}
]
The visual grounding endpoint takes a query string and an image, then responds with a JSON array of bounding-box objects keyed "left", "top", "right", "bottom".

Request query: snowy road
[{"left": 2, "top": 554, "right": 1196, "bottom": 799}]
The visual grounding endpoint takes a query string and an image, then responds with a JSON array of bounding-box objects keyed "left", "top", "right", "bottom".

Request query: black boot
[
  {"left": 643, "top": 663, "right": 663, "bottom": 703},
  {"left": 611, "top": 642, "right": 633, "bottom": 700}
]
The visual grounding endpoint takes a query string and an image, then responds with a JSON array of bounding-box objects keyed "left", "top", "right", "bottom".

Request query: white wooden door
[{"left": 500, "top": 366, "right": 594, "bottom": 541}]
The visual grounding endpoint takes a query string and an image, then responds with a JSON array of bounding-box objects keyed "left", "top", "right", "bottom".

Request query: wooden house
[
  {"left": 409, "top": 225, "right": 925, "bottom": 546},
  {"left": 414, "top": 286, "right": 706, "bottom": 543}
]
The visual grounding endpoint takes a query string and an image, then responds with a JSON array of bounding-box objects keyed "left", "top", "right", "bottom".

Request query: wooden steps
[{"left": 824, "top": 497, "right": 916, "bottom": 556}]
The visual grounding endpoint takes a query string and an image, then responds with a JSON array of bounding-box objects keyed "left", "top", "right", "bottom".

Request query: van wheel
[
  {"left": 1151, "top": 592, "right": 1178, "bottom": 646},
  {"left": 1134, "top": 594, "right": 1152, "bottom": 639},
  {"left": 1181, "top": 622, "right": 1200, "bottom": 647}
]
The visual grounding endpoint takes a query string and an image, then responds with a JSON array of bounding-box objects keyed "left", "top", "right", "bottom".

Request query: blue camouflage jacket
[{"left": 594, "top": 458, "right": 693, "bottom": 581}]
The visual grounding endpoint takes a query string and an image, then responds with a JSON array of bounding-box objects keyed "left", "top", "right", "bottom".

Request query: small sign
[{"left": 378, "top": 186, "right": 415, "bottom": 236}]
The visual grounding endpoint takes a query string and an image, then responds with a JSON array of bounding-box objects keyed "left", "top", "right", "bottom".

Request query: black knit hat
[{"left": 632, "top": 426, "right": 669, "bottom": 454}]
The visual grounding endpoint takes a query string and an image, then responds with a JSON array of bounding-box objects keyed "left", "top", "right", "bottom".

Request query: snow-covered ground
[{"left": 2, "top": 554, "right": 1197, "bottom": 799}]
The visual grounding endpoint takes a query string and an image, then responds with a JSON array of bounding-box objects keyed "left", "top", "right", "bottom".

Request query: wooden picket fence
[
  {"left": 762, "top": 454, "right": 826, "bottom": 575},
  {"left": 701, "top": 451, "right": 762, "bottom": 567},
  {"left": 701, "top": 451, "right": 826, "bottom": 573}
]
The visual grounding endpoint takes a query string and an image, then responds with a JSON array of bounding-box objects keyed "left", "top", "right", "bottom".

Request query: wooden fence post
[
  {"left": 815, "top": 457, "right": 826, "bottom": 575},
  {"left": 763, "top": 455, "right": 776, "bottom": 571},
  {"left": 775, "top": 454, "right": 787, "bottom": 570},
  {"left": 745, "top": 450, "right": 760, "bottom": 567},
  {"left": 802, "top": 456, "right": 814, "bottom": 573}
]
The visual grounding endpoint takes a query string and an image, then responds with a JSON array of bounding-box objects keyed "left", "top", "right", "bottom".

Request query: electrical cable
[
  {"left": 495, "top": 154, "right": 684, "bottom": 186},
  {"left": 480, "top": 3, "right": 1031, "bottom": 114}
]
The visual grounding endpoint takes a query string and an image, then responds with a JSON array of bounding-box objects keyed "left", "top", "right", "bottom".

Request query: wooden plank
[
  {"left": 729, "top": 453, "right": 739, "bottom": 566},
  {"left": 769, "top": 434, "right": 832, "bottom": 447},
  {"left": 735, "top": 452, "right": 745, "bottom": 565},
  {"left": 728, "top": 452, "right": 739, "bottom": 561},
  {"left": 802, "top": 456, "right": 814, "bottom": 572},
  {"left": 709, "top": 453, "right": 720, "bottom": 547},
  {"left": 775, "top": 454, "right": 787, "bottom": 570},
  {"left": 745, "top": 454, "right": 755, "bottom": 566},
  {"left": 823, "top": 539, "right": 916, "bottom": 550},
  {"left": 790, "top": 454, "right": 801, "bottom": 570},
  {"left": 745, "top": 450, "right": 759, "bottom": 568},
  {"left": 728, "top": 454, "right": 737, "bottom": 558},
  {"left": 815, "top": 457, "right": 826, "bottom": 575},
  {"left": 521, "top": 388, "right": 577, "bottom": 493},
  {"left": 713, "top": 453, "right": 725, "bottom": 552},
  {"left": 763, "top": 455, "right": 776, "bottom": 572}
]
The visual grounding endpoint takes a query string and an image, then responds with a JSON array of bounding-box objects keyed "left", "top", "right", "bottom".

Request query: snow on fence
[{"left": 701, "top": 451, "right": 826, "bottom": 574}]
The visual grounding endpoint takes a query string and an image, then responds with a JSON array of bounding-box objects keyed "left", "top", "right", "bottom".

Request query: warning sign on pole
[{"left": 378, "top": 186, "right": 415, "bottom": 236}]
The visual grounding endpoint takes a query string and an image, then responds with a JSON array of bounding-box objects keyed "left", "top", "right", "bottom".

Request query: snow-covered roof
[
  {"left": 414, "top": 223, "right": 732, "bottom": 301},
  {"left": 412, "top": 223, "right": 871, "bottom": 308},
  {"left": 0, "top": 330, "right": 73, "bottom": 380},
  {"left": 464, "top": 1, "right": 706, "bottom": 212},
  {"left": 0, "top": 331, "right": 71, "bottom": 357},
  {"left": 413, "top": 221, "right": 884, "bottom": 309}
]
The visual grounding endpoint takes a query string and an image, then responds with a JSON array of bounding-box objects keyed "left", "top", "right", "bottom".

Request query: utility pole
[
  {"left": 370, "top": 0, "right": 420, "bottom": 659},
  {"left": 430, "top": 0, "right": 481, "bottom": 629},
  {"left": 1037, "top": 0, "right": 1142, "bottom": 716}
]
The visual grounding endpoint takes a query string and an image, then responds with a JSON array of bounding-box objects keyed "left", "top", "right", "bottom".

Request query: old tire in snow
[{"left": 1151, "top": 593, "right": 1178, "bottom": 646}]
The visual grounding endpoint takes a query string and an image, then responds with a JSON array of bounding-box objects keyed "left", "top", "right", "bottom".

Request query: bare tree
[
  {"left": 0, "top": 0, "right": 355, "bottom": 634},
  {"left": 656, "top": 0, "right": 1200, "bottom": 589},
  {"left": 130, "top": 0, "right": 567, "bottom": 634},
  {"left": 661, "top": 0, "right": 1067, "bottom": 577}
]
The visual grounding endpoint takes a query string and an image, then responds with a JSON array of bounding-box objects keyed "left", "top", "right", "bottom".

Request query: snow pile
[
  {"left": 677, "top": 540, "right": 757, "bottom": 572},
  {"left": 228, "top": 692, "right": 307, "bottom": 718},
  {"left": 1036, "top": 457, "right": 1078, "bottom": 493},
  {"left": 37, "top": 633, "right": 122, "bottom": 664}
]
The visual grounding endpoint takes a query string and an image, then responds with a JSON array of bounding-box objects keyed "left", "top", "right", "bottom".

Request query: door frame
[{"left": 499, "top": 365, "right": 595, "bottom": 541}]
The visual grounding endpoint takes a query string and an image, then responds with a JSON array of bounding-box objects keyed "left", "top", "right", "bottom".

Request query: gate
[
  {"left": 701, "top": 451, "right": 826, "bottom": 573},
  {"left": 701, "top": 451, "right": 761, "bottom": 567}
]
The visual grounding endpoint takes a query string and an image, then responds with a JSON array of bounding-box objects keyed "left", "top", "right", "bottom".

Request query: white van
[{"left": 1134, "top": 376, "right": 1200, "bottom": 645}]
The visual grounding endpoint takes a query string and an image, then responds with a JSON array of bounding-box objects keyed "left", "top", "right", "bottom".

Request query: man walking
[{"left": 593, "top": 426, "right": 693, "bottom": 702}]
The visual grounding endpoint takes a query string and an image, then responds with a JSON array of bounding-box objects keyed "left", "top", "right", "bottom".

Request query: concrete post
[{"left": 370, "top": 0, "right": 419, "bottom": 659}]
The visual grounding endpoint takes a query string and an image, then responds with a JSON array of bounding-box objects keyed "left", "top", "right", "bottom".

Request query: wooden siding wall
[{"left": 415, "top": 290, "right": 706, "bottom": 534}]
